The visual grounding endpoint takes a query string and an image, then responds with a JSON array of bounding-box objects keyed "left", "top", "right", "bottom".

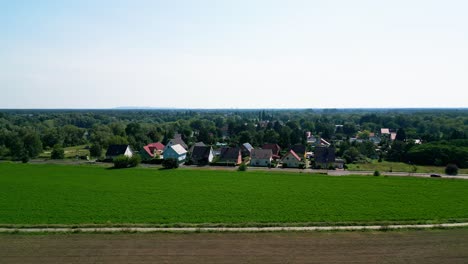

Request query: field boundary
[{"left": 1, "top": 222, "right": 468, "bottom": 233}]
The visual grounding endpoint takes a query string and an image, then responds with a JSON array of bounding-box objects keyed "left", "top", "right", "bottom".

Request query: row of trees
[{"left": 0, "top": 110, "right": 467, "bottom": 167}]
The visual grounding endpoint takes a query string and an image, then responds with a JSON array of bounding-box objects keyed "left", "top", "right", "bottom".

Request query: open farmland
[
  {"left": 1, "top": 162, "right": 468, "bottom": 226},
  {"left": 2, "top": 229, "right": 468, "bottom": 264}
]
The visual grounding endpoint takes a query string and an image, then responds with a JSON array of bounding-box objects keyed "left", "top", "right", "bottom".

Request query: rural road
[{"left": 1, "top": 222, "right": 468, "bottom": 233}]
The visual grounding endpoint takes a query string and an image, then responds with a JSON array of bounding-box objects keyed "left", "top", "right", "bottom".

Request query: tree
[
  {"left": 51, "top": 145, "right": 65, "bottom": 159},
  {"left": 113, "top": 155, "right": 130, "bottom": 168},
  {"left": 343, "top": 147, "right": 360, "bottom": 163},
  {"left": 22, "top": 131, "right": 43, "bottom": 158},
  {"left": 128, "top": 155, "right": 141, "bottom": 167},
  {"left": 396, "top": 128, "right": 407, "bottom": 141},
  {"left": 445, "top": 164, "right": 458, "bottom": 175},
  {"left": 89, "top": 143, "right": 102, "bottom": 158}
]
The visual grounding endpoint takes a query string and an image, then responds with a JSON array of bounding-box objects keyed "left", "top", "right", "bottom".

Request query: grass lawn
[
  {"left": 38, "top": 145, "right": 90, "bottom": 159},
  {"left": 1, "top": 162, "right": 468, "bottom": 225},
  {"left": 347, "top": 160, "right": 468, "bottom": 174}
]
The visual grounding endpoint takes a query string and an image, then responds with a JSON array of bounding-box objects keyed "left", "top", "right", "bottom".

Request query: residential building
[
  {"left": 190, "top": 146, "right": 214, "bottom": 165},
  {"left": 105, "top": 145, "right": 133, "bottom": 160},
  {"left": 250, "top": 149, "right": 273, "bottom": 167}
]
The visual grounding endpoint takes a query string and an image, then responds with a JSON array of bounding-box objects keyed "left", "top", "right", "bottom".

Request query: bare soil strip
[
  {"left": 1, "top": 229, "right": 468, "bottom": 264},
  {"left": 1, "top": 222, "right": 467, "bottom": 233}
]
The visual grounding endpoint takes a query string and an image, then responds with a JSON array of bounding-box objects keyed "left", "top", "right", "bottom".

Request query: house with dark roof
[
  {"left": 282, "top": 150, "right": 302, "bottom": 168},
  {"left": 189, "top": 142, "right": 206, "bottom": 153},
  {"left": 140, "top": 142, "right": 165, "bottom": 160},
  {"left": 314, "top": 146, "right": 336, "bottom": 169},
  {"left": 165, "top": 137, "right": 188, "bottom": 150},
  {"left": 105, "top": 145, "right": 133, "bottom": 160},
  {"left": 219, "top": 147, "right": 242, "bottom": 165},
  {"left": 163, "top": 144, "right": 187, "bottom": 162},
  {"left": 190, "top": 146, "right": 214, "bottom": 165},
  {"left": 250, "top": 149, "right": 273, "bottom": 167},
  {"left": 241, "top": 143, "right": 254, "bottom": 157},
  {"left": 262, "top": 143, "right": 281, "bottom": 159},
  {"left": 290, "top": 144, "right": 306, "bottom": 159}
]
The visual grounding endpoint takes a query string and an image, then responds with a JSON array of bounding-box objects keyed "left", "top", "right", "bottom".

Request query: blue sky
[{"left": 1, "top": 0, "right": 467, "bottom": 108}]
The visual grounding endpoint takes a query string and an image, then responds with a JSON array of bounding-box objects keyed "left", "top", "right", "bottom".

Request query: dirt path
[
  {"left": 1, "top": 229, "right": 468, "bottom": 263},
  {"left": 1, "top": 222, "right": 468, "bottom": 233}
]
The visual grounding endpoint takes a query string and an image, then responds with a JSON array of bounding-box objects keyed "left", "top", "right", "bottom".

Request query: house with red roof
[
  {"left": 262, "top": 143, "right": 281, "bottom": 159},
  {"left": 140, "top": 142, "right": 165, "bottom": 160},
  {"left": 281, "top": 150, "right": 302, "bottom": 168}
]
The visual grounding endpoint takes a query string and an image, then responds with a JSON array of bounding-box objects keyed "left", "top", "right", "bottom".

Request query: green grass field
[
  {"left": 1, "top": 162, "right": 468, "bottom": 226},
  {"left": 347, "top": 160, "right": 468, "bottom": 174},
  {"left": 38, "top": 145, "right": 90, "bottom": 159}
]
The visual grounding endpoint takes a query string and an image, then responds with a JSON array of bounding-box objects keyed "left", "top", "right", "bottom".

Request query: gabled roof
[
  {"left": 262, "top": 143, "right": 281, "bottom": 155},
  {"left": 168, "top": 144, "right": 187, "bottom": 155},
  {"left": 189, "top": 142, "right": 206, "bottom": 153},
  {"left": 381, "top": 128, "right": 390, "bottom": 134},
  {"left": 168, "top": 138, "right": 188, "bottom": 149},
  {"left": 219, "top": 147, "right": 241, "bottom": 160},
  {"left": 251, "top": 149, "right": 273, "bottom": 159},
  {"left": 290, "top": 144, "right": 306, "bottom": 156},
  {"left": 147, "top": 142, "right": 165, "bottom": 150},
  {"left": 106, "top": 145, "right": 130, "bottom": 156},
  {"left": 314, "top": 146, "right": 336, "bottom": 163},
  {"left": 283, "top": 150, "right": 301, "bottom": 161},
  {"left": 191, "top": 146, "right": 212, "bottom": 160},
  {"left": 242, "top": 143, "right": 254, "bottom": 152}
]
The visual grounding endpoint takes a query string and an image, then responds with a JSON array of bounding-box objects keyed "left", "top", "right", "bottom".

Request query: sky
[{"left": 1, "top": 0, "right": 467, "bottom": 109}]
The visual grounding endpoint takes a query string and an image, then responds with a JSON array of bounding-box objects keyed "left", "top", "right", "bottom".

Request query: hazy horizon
[{"left": 2, "top": 1, "right": 468, "bottom": 109}]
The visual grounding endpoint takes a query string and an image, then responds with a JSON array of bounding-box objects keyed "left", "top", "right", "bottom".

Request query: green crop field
[{"left": 1, "top": 162, "right": 468, "bottom": 226}]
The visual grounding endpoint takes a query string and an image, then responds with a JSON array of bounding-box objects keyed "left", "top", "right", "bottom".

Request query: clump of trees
[
  {"left": 162, "top": 158, "right": 179, "bottom": 169},
  {"left": 445, "top": 164, "right": 458, "bottom": 175},
  {"left": 51, "top": 145, "right": 65, "bottom": 159}
]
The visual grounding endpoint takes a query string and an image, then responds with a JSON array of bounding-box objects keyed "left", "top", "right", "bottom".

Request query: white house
[
  {"left": 250, "top": 149, "right": 273, "bottom": 167},
  {"left": 105, "top": 145, "right": 133, "bottom": 160},
  {"left": 163, "top": 144, "right": 187, "bottom": 162},
  {"left": 282, "top": 150, "right": 302, "bottom": 168}
]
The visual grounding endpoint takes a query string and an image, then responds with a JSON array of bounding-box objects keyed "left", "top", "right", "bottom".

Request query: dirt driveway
[{"left": 1, "top": 229, "right": 468, "bottom": 263}]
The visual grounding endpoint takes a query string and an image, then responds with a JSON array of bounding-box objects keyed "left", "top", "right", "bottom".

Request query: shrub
[
  {"left": 282, "top": 163, "right": 288, "bottom": 169},
  {"left": 238, "top": 162, "right": 247, "bottom": 171},
  {"left": 445, "top": 164, "right": 458, "bottom": 176},
  {"left": 162, "top": 158, "right": 179, "bottom": 169},
  {"left": 128, "top": 155, "right": 141, "bottom": 167},
  {"left": 328, "top": 165, "right": 335, "bottom": 170},
  {"left": 298, "top": 162, "right": 306, "bottom": 169},
  {"left": 21, "top": 155, "right": 29, "bottom": 163},
  {"left": 373, "top": 170, "right": 381, "bottom": 176},
  {"left": 51, "top": 145, "right": 65, "bottom": 159},
  {"left": 113, "top": 155, "right": 130, "bottom": 168}
]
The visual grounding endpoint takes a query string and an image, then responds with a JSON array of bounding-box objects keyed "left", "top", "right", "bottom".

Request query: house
[
  {"left": 165, "top": 137, "right": 188, "bottom": 150},
  {"left": 140, "top": 142, "right": 165, "bottom": 160},
  {"left": 381, "top": 128, "right": 390, "bottom": 135},
  {"left": 241, "top": 143, "right": 254, "bottom": 157},
  {"left": 105, "top": 144, "right": 133, "bottom": 160},
  {"left": 163, "top": 144, "right": 187, "bottom": 162},
  {"left": 190, "top": 146, "right": 214, "bottom": 165},
  {"left": 219, "top": 147, "right": 242, "bottom": 165},
  {"left": 262, "top": 143, "right": 281, "bottom": 159},
  {"left": 282, "top": 150, "right": 302, "bottom": 168},
  {"left": 290, "top": 144, "right": 306, "bottom": 159},
  {"left": 189, "top": 142, "right": 206, "bottom": 153},
  {"left": 314, "top": 146, "right": 336, "bottom": 169},
  {"left": 334, "top": 158, "right": 345, "bottom": 169},
  {"left": 369, "top": 136, "right": 381, "bottom": 145},
  {"left": 250, "top": 149, "right": 273, "bottom": 167}
]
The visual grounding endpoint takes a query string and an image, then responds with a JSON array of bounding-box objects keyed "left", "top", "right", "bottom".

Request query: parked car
[{"left": 430, "top": 174, "right": 441, "bottom": 178}]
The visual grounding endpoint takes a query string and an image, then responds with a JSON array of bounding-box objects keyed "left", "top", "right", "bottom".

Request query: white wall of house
[
  {"left": 282, "top": 155, "right": 301, "bottom": 168},
  {"left": 124, "top": 147, "right": 133, "bottom": 158}
]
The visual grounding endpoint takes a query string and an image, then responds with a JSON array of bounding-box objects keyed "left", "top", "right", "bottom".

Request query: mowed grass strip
[{"left": 1, "top": 163, "right": 468, "bottom": 225}]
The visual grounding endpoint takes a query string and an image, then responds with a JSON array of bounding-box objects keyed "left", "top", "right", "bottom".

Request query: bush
[
  {"left": 113, "top": 155, "right": 130, "bottom": 168},
  {"left": 51, "top": 145, "right": 65, "bottom": 159},
  {"left": 328, "top": 165, "right": 336, "bottom": 170},
  {"left": 373, "top": 170, "right": 381, "bottom": 176},
  {"left": 162, "top": 158, "right": 179, "bottom": 169},
  {"left": 238, "top": 162, "right": 247, "bottom": 171},
  {"left": 21, "top": 155, "right": 29, "bottom": 163},
  {"left": 282, "top": 163, "right": 288, "bottom": 169},
  {"left": 445, "top": 164, "right": 458, "bottom": 175},
  {"left": 298, "top": 162, "right": 306, "bottom": 169},
  {"left": 128, "top": 155, "right": 141, "bottom": 167}
]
